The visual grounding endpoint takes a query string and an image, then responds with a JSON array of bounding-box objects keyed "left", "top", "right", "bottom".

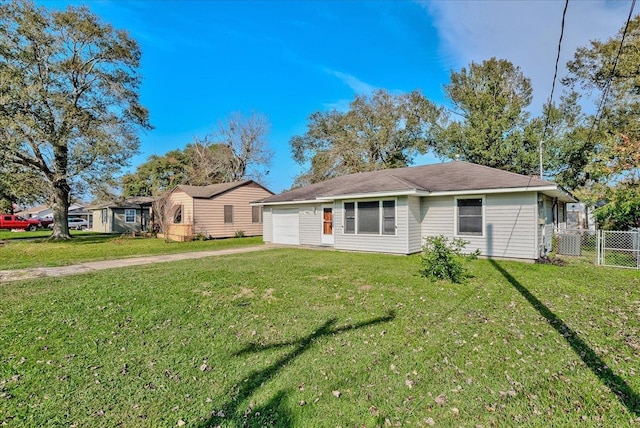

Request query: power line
[
  {"left": 540, "top": 0, "right": 569, "bottom": 180},
  {"left": 586, "top": 0, "right": 636, "bottom": 147},
  {"left": 547, "top": 0, "right": 569, "bottom": 126}
]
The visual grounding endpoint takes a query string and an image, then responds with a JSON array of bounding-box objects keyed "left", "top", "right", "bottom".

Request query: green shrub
[
  {"left": 420, "top": 235, "right": 479, "bottom": 283},
  {"left": 234, "top": 230, "right": 245, "bottom": 238},
  {"left": 194, "top": 232, "right": 210, "bottom": 241}
]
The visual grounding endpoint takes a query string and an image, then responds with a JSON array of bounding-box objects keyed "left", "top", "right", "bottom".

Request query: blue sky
[{"left": 40, "top": 1, "right": 634, "bottom": 193}]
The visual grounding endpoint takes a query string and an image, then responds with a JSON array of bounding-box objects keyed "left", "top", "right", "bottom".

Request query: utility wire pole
[{"left": 539, "top": 140, "right": 544, "bottom": 180}]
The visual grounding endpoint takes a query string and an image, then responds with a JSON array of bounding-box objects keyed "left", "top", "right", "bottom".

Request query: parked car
[
  {"left": 0, "top": 214, "right": 41, "bottom": 231},
  {"left": 48, "top": 217, "right": 88, "bottom": 230},
  {"left": 35, "top": 216, "right": 54, "bottom": 228}
]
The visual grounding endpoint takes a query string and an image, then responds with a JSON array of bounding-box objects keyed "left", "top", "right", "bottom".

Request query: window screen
[
  {"left": 382, "top": 200, "right": 395, "bottom": 235},
  {"left": 357, "top": 201, "right": 380, "bottom": 234},
  {"left": 344, "top": 202, "right": 355, "bottom": 234},
  {"left": 457, "top": 198, "right": 482, "bottom": 235},
  {"left": 224, "top": 205, "right": 233, "bottom": 224},
  {"left": 252, "top": 206, "right": 262, "bottom": 223}
]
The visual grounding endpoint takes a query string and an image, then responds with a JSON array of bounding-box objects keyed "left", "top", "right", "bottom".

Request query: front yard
[
  {"left": 1, "top": 248, "right": 639, "bottom": 426},
  {"left": 0, "top": 234, "right": 263, "bottom": 269}
]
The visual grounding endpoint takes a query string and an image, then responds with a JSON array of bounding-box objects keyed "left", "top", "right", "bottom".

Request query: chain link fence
[
  {"left": 596, "top": 230, "right": 640, "bottom": 269},
  {"left": 555, "top": 229, "right": 640, "bottom": 269}
]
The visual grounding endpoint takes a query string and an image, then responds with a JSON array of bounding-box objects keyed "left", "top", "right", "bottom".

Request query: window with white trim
[
  {"left": 101, "top": 208, "right": 107, "bottom": 224},
  {"left": 125, "top": 209, "right": 136, "bottom": 223},
  {"left": 344, "top": 202, "right": 355, "bottom": 234},
  {"left": 343, "top": 200, "right": 395, "bottom": 235},
  {"left": 382, "top": 200, "right": 396, "bottom": 235},
  {"left": 357, "top": 201, "right": 379, "bottom": 234},
  {"left": 456, "top": 198, "right": 483, "bottom": 236}
]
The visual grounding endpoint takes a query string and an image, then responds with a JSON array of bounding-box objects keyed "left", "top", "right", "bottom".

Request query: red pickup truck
[{"left": 0, "top": 214, "right": 41, "bottom": 231}]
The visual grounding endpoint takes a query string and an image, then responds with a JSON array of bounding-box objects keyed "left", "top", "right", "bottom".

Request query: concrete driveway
[{"left": 0, "top": 245, "right": 277, "bottom": 283}]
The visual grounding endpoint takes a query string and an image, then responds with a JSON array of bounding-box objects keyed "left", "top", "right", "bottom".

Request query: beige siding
[
  {"left": 299, "top": 204, "right": 322, "bottom": 246},
  {"left": 334, "top": 196, "right": 409, "bottom": 254},
  {"left": 192, "top": 182, "right": 272, "bottom": 238},
  {"left": 422, "top": 192, "right": 538, "bottom": 260},
  {"left": 407, "top": 196, "right": 422, "bottom": 253},
  {"left": 162, "top": 224, "right": 194, "bottom": 242},
  {"left": 91, "top": 209, "right": 110, "bottom": 233},
  {"left": 168, "top": 190, "right": 195, "bottom": 225},
  {"left": 161, "top": 190, "right": 196, "bottom": 241},
  {"left": 263, "top": 207, "right": 272, "bottom": 242}
]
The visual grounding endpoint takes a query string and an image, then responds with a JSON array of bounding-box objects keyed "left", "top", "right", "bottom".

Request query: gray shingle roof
[
  {"left": 260, "top": 161, "right": 569, "bottom": 203},
  {"left": 92, "top": 196, "right": 155, "bottom": 209},
  {"left": 175, "top": 180, "right": 273, "bottom": 199}
]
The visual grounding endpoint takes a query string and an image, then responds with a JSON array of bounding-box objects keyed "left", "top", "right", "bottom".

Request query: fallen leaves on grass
[{"left": 435, "top": 393, "right": 447, "bottom": 406}]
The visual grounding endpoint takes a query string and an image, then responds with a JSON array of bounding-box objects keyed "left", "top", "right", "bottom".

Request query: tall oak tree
[
  {"left": 0, "top": 1, "right": 150, "bottom": 238},
  {"left": 291, "top": 89, "right": 440, "bottom": 185},
  {"left": 434, "top": 58, "right": 539, "bottom": 175},
  {"left": 562, "top": 15, "right": 640, "bottom": 228}
]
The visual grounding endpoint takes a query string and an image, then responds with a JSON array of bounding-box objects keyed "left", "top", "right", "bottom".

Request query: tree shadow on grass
[
  {"left": 489, "top": 259, "right": 640, "bottom": 416},
  {"left": 198, "top": 310, "right": 396, "bottom": 428}
]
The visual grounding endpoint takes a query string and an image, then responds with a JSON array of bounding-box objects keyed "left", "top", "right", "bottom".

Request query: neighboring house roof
[
  {"left": 173, "top": 180, "right": 274, "bottom": 199},
  {"left": 16, "top": 203, "right": 49, "bottom": 217},
  {"left": 259, "top": 161, "right": 576, "bottom": 204},
  {"left": 91, "top": 196, "right": 155, "bottom": 209},
  {"left": 68, "top": 206, "right": 92, "bottom": 216},
  {"left": 17, "top": 203, "right": 87, "bottom": 218}
]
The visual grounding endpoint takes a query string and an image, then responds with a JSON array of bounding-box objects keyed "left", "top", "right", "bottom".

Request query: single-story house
[
  {"left": 255, "top": 161, "right": 577, "bottom": 261},
  {"left": 17, "top": 202, "right": 93, "bottom": 227},
  {"left": 16, "top": 203, "right": 54, "bottom": 219},
  {"left": 91, "top": 197, "right": 154, "bottom": 234},
  {"left": 17, "top": 202, "right": 88, "bottom": 219},
  {"left": 162, "top": 180, "right": 273, "bottom": 241}
]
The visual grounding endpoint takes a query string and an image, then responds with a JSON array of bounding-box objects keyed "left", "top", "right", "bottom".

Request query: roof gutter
[
  {"left": 317, "top": 186, "right": 577, "bottom": 200},
  {"left": 250, "top": 199, "right": 320, "bottom": 206},
  {"left": 315, "top": 189, "right": 427, "bottom": 201},
  {"left": 255, "top": 185, "right": 578, "bottom": 206},
  {"left": 427, "top": 186, "right": 577, "bottom": 202}
]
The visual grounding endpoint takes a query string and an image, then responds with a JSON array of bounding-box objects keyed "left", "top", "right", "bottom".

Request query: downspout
[
  {"left": 552, "top": 197, "right": 558, "bottom": 230},
  {"left": 537, "top": 193, "right": 545, "bottom": 259}
]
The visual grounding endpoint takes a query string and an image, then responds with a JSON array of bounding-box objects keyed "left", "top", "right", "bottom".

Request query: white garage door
[{"left": 272, "top": 208, "right": 299, "bottom": 245}]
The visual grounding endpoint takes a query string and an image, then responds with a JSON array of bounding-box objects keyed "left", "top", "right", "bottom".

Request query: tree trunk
[{"left": 49, "top": 180, "right": 71, "bottom": 239}]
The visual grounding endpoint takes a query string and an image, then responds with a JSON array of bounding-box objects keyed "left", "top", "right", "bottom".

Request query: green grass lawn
[
  {"left": 0, "top": 229, "right": 60, "bottom": 241},
  {"left": 1, "top": 249, "right": 639, "bottom": 427},
  {"left": 0, "top": 235, "right": 263, "bottom": 269}
]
